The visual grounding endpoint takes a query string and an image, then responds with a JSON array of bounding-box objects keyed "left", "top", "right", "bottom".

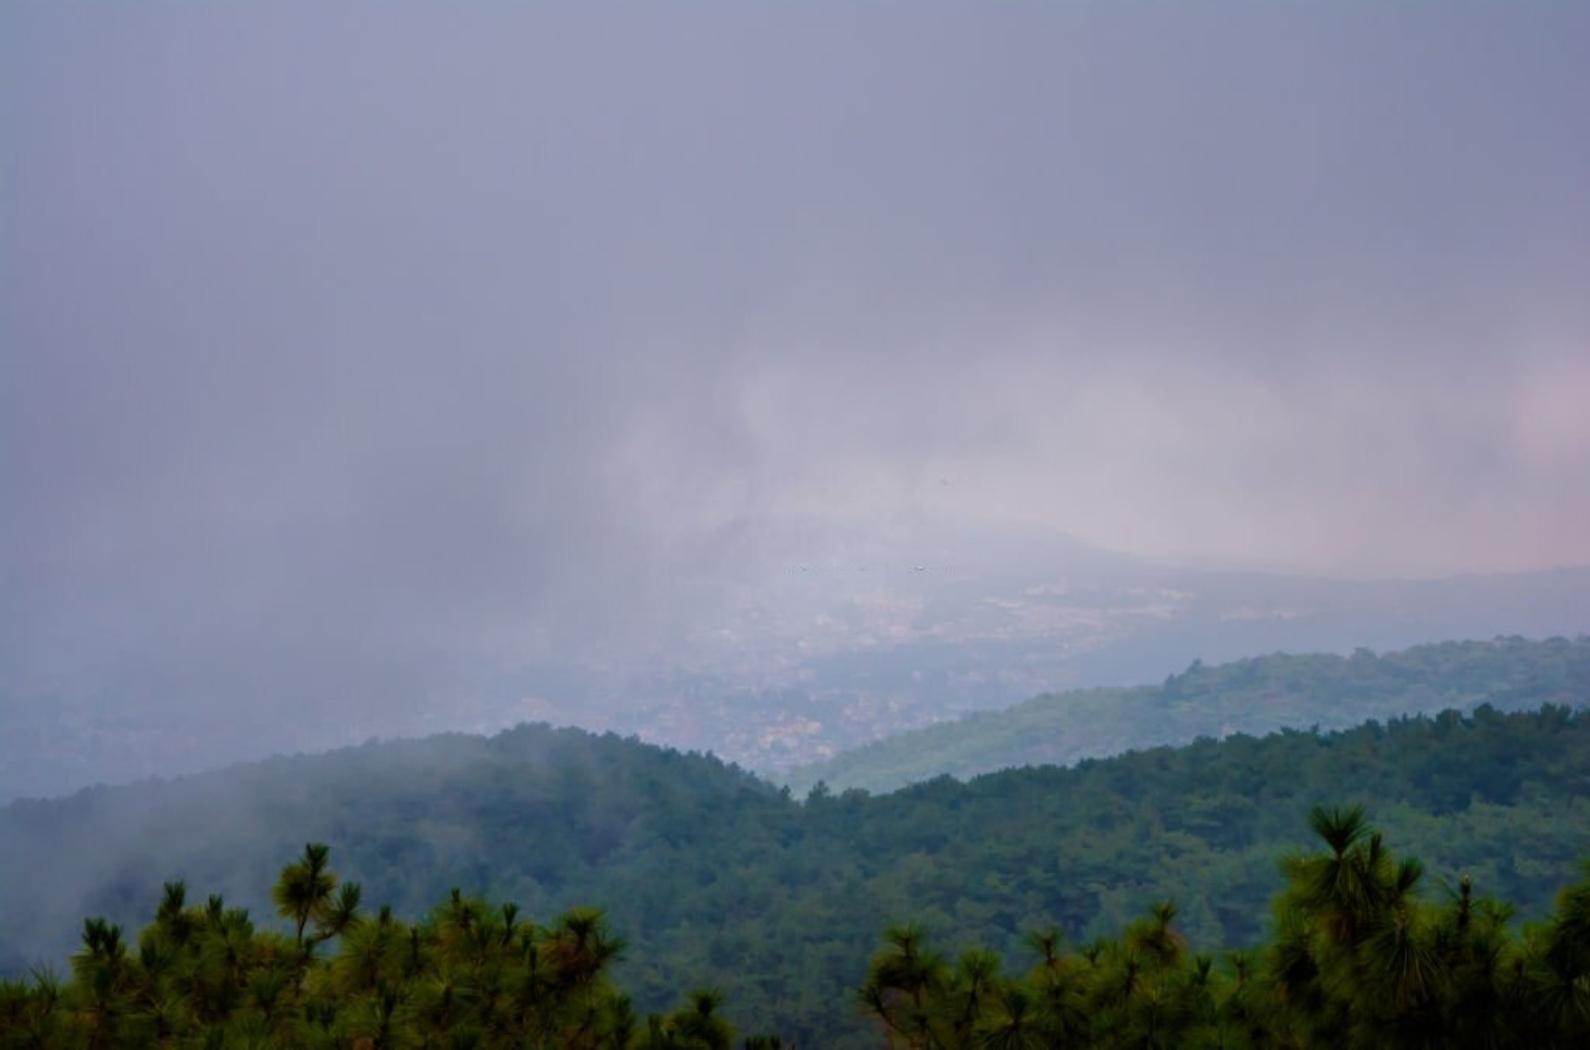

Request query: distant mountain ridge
[
  {"left": 5, "top": 689, "right": 1590, "bottom": 1044},
  {"left": 782, "top": 635, "right": 1590, "bottom": 794},
  {"left": 8, "top": 560, "right": 1590, "bottom": 802}
]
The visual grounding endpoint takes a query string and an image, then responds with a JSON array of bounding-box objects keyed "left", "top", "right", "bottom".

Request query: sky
[{"left": 3, "top": 3, "right": 1589, "bottom": 782}]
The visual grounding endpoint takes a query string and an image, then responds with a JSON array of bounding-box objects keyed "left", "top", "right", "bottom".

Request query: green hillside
[
  {"left": 4, "top": 702, "right": 1589, "bottom": 1046},
  {"left": 7, "top": 809, "right": 1590, "bottom": 1048},
  {"left": 783, "top": 635, "right": 1590, "bottom": 794}
]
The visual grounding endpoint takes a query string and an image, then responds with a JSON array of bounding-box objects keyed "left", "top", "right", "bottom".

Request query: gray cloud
[{"left": 3, "top": 3, "right": 1588, "bottom": 787}]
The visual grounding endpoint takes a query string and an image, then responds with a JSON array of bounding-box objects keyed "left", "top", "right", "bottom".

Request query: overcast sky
[{"left": 4, "top": 3, "right": 1588, "bottom": 763}]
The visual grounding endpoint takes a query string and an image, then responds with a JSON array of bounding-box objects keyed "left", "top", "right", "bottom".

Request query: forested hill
[
  {"left": 784, "top": 635, "right": 1590, "bottom": 794},
  {"left": 4, "top": 704, "right": 1589, "bottom": 1046}
]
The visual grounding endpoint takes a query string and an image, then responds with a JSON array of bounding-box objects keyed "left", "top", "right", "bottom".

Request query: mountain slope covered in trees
[
  {"left": 783, "top": 635, "right": 1590, "bottom": 794},
  {"left": 3, "top": 702, "right": 1588, "bottom": 1046},
  {"left": 7, "top": 810, "right": 1590, "bottom": 1048}
]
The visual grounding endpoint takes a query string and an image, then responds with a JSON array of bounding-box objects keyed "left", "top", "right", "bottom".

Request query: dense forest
[
  {"left": 4, "top": 699, "right": 1588, "bottom": 1045},
  {"left": 4, "top": 810, "right": 1589, "bottom": 1047},
  {"left": 855, "top": 809, "right": 1590, "bottom": 1049},
  {"left": 0, "top": 843, "right": 768, "bottom": 1050},
  {"left": 785, "top": 636, "right": 1590, "bottom": 793}
]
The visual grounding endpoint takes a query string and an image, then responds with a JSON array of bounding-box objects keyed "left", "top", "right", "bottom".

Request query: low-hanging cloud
[{"left": 3, "top": 3, "right": 1588, "bottom": 789}]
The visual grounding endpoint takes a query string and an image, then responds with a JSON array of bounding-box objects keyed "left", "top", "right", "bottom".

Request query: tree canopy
[
  {"left": 4, "top": 698, "right": 1588, "bottom": 1044},
  {"left": 5, "top": 811, "right": 1589, "bottom": 1047},
  {"left": 785, "top": 635, "right": 1590, "bottom": 794}
]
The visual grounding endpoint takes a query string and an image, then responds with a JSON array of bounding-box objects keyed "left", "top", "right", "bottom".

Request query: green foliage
[
  {"left": 4, "top": 691, "right": 1590, "bottom": 1045},
  {"left": 0, "top": 848, "right": 728, "bottom": 1049},
  {"left": 272, "top": 843, "right": 353, "bottom": 949},
  {"left": 5, "top": 816, "right": 1589, "bottom": 1047},
  {"left": 786, "top": 635, "right": 1590, "bottom": 793},
  {"left": 860, "top": 814, "right": 1590, "bottom": 1049}
]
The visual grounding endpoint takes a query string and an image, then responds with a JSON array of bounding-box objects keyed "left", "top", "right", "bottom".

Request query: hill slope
[
  {"left": 4, "top": 704, "right": 1589, "bottom": 1046},
  {"left": 783, "top": 635, "right": 1590, "bottom": 794}
]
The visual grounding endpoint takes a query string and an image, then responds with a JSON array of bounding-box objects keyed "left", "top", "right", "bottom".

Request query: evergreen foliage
[
  {"left": 785, "top": 636, "right": 1590, "bottom": 793},
  {"left": 860, "top": 808, "right": 1590, "bottom": 1048},
  {"left": 4, "top": 815, "right": 1588, "bottom": 1047},
  {"left": 4, "top": 697, "right": 1588, "bottom": 1045},
  {"left": 0, "top": 846, "right": 750, "bottom": 1049}
]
